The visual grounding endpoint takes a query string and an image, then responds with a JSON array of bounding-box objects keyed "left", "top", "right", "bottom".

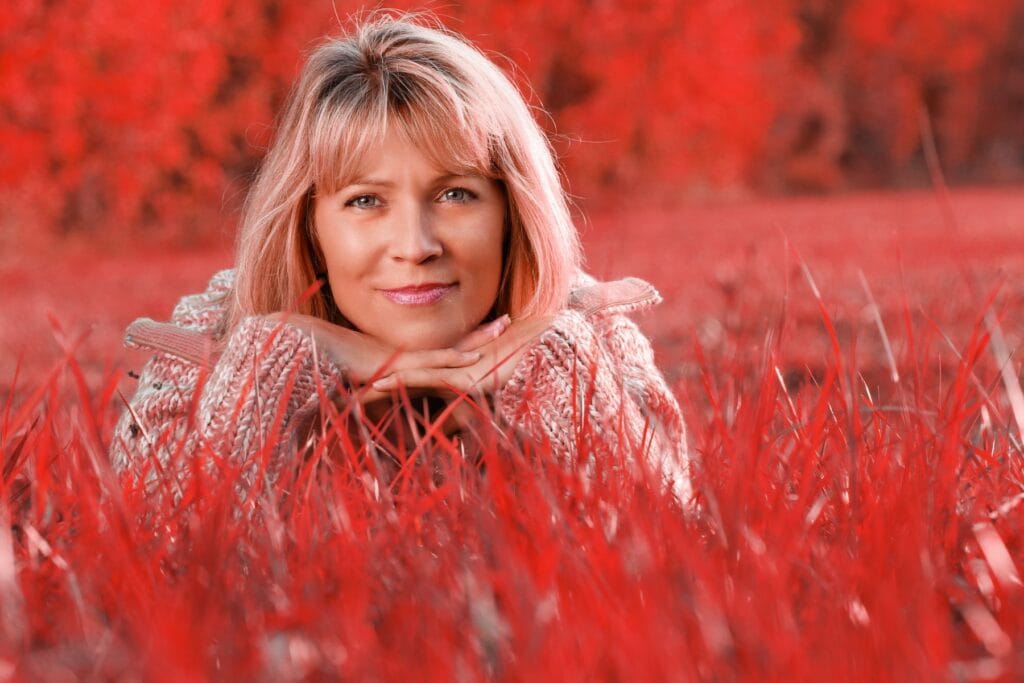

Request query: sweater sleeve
[
  {"left": 110, "top": 275, "right": 344, "bottom": 494},
  {"left": 496, "top": 308, "right": 691, "bottom": 504}
]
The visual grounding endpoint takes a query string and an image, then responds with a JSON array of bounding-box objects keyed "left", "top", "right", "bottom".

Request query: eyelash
[
  {"left": 343, "top": 187, "right": 478, "bottom": 209},
  {"left": 345, "top": 194, "right": 381, "bottom": 210},
  {"left": 439, "top": 187, "right": 477, "bottom": 203}
]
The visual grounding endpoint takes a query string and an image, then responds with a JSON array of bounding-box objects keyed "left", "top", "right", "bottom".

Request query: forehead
[
  {"left": 345, "top": 128, "right": 477, "bottom": 183},
  {"left": 311, "top": 108, "right": 496, "bottom": 194}
]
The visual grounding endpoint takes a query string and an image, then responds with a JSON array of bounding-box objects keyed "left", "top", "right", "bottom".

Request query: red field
[
  {"left": 2, "top": 187, "right": 1024, "bottom": 680},
  {"left": 5, "top": 187, "right": 1021, "bottom": 397}
]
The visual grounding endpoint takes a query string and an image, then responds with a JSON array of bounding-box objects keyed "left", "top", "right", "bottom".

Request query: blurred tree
[{"left": 1, "top": 0, "right": 1021, "bottom": 245}]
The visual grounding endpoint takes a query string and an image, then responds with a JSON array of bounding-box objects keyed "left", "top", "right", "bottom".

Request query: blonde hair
[{"left": 226, "top": 13, "right": 582, "bottom": 335}]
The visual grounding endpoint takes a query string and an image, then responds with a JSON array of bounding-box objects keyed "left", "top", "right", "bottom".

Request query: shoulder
[
  {"left": 123, "top": 268, "right": 236, "bottom": 364},
  {"left": 520, "top": 274, "right": 662, "bottom": 371},
  {"left": 567, "top": 274, "right": 662, "bottom": 320},
  {"left": 169, "top": 268, "right": 236, "bottom": 332},
  {"left": 549, "top": 273, "right": 662, "bottom": 339}
]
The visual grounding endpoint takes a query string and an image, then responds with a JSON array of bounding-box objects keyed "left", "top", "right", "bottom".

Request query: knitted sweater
[{"left": 110, "top": 270, "right": 690, "bottom": 503}]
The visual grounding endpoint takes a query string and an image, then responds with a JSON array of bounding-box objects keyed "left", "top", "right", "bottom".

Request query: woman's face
[{"left": 312, "top": 129, "right": 506, "bottom": 351}]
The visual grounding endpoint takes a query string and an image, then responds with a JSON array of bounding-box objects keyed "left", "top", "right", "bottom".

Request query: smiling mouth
[{"left": 380, "top": 283, "right": 456, "bottom": 306}]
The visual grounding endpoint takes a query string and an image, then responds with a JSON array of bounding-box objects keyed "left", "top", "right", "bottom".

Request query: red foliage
[
  {"left": 4, "top": 238, "right": 1024, "bottom": 679},
  {"left": 2, "top": 1, "right": 1023, "bottom": 243},
  {"left": 3, "top": 189, "right": 1024, "bottom": 678},
  {"left": 841, "top": 0, "right": 1020, "bottom": 179}
]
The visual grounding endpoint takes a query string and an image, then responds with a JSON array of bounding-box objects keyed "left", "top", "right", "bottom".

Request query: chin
[{"left": 382, "top": 322, "right": 466, "bottom": 352}]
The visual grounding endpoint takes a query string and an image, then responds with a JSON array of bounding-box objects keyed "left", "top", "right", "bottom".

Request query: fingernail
[
  {"left": 372, "top": 377, "right": 395, "bottom": 390},
  {"left": 489, "top": 315, "right": 510, "bottom": 333},
  {"left": 462, "top": 351, "right": 482, "bottom": 361}
]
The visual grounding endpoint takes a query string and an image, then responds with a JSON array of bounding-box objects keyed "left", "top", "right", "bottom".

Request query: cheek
[
  {"left": 476, "top": 208, "right": 507, "bottom": 279},
  {"left": 318, "top": 229, "right": 373, "bottom": 282},
  {"left": 315, "top": 202, "right": 367, "bottom": 276},
  {"left": 458, "top": 226, "right": 505, "bottom": 297}
]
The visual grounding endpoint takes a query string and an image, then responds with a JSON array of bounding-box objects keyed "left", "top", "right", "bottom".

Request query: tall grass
[{"left": 2, "top": 268, "right": 1022, "bottom": 681}]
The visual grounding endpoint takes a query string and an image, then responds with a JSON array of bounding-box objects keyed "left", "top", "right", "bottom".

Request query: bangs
[
  {"left": 234, "top": 17, "right": 581, "bottom": 334},
  {"left": 308, "top": 76, "right": 500, "bottom": 196}
]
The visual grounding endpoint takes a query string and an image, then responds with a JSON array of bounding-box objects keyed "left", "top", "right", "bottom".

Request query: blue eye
[
  {"left": 346, "top": 194, "right": 381, "bottom": 209},
  {"left": 440, "top": 187, "right": 476, "bottom": 203}
]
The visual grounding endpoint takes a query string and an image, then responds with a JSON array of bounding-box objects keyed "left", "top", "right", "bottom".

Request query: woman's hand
[
  {"left": 451, "top": 314, "right": 512, "bottom": 353},
  {"left": 369, "top": 313, "right": 556, "bottom": 406},
  {"left": 265, "top": 312, "right": 512, "bottom": 405},
  {"left": 367, "top": 314, "right": 555, "bottom": 439}
]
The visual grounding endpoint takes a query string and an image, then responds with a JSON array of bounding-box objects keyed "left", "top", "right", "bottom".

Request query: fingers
[
  {"left": 453, "top": 315, "right": 511, "bottom": 352},
  {"left": 371, "top": 354, "right": 518, "bottom": 395},
  {"left": 353, "top": 386, "right": 391, "bottom": 406},
  {"left": 372, "top": 367, "right": 476, "bottom": 394},
  {"left": 393, "top": 348, "right": 482, "bottom": 372},
  {"left": 372, "top": 316, "right": 556, "bottom": 394},
  {"left": 266, "top": 310, "right": 536, "bottom": 389}
]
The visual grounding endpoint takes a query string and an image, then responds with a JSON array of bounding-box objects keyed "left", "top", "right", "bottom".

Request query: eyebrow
[
  {"left": 342, "top": 173, "right": 484, "bottom": 189},
  {"left": 345, "top": 178, "right": 394, "bottom": 188}
]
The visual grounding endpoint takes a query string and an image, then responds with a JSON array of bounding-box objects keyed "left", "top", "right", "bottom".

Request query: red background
[
  {"left": 3, "top": 4, "right": 1024, "bottom": 679},
  {"left": 2, "top": 0, "right": 1022, "bottom": 247}
]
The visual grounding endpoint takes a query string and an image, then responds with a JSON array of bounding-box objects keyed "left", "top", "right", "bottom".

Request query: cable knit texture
[{"left": 111, "top": 269, "right": 691, "bottom": 503}]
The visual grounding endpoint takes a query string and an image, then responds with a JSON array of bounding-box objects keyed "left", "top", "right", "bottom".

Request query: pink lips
[{"left": 380, "top": 283, "right": 456, "bottom": 306}]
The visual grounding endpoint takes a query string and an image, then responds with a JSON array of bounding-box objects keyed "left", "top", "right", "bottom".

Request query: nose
[{"left": 388, "top": 201, "right": 443, "bottom": 263}]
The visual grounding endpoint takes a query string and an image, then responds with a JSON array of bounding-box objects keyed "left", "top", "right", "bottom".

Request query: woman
[{"left": 110, "top": 15, "right": 690, "bottom": 504}]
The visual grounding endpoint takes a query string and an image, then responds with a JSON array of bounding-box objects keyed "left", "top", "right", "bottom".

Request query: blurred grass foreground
[
  {"left": 3, "top": 188, "right": 1024, "bottom": 679},
  {"left": 3, "top": 1, "right": 1024, "bottom": 678}
]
